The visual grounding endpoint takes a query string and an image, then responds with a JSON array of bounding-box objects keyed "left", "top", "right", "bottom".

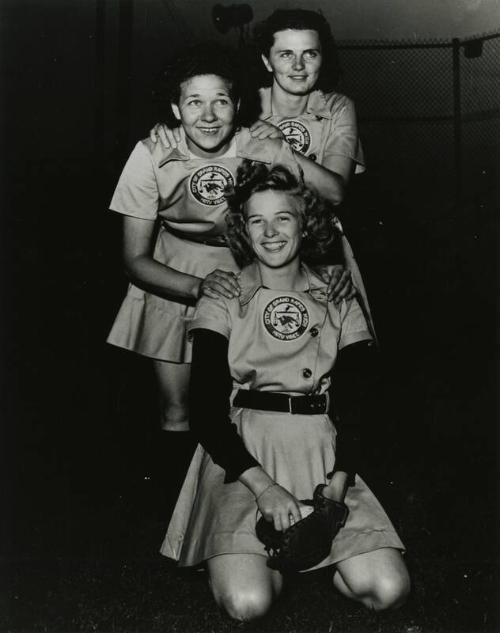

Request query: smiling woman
[
  {"left": 161, "top": 162, "right": 409, "bottom": 621},
  {"left": 171, "top": 74, "right": 237, "bottom": 158},
  {"left": 261, "top": 29, "right": 323, "bottom": 98}
]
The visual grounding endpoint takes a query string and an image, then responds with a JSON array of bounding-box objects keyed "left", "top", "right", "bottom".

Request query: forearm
[
  {"left": 239, "top": 466, "right": 275, "bottom": 499},
  {"left": 190, "top": 330, "right": 260, "bottom": 481},
  {"left": 294, "top": 152, "right": 344, "bottom": 205},
  {"left": 124, "top": 254, "right": 201, "bottom": 301},
  {"left": 332, "top": 340, "right": 378, "bottom": 483}
]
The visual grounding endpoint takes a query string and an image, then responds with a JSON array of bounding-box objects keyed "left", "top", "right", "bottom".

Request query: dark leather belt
[
  {"left": 167, "top": 226, "right": 228, "bottom": 247},
  {"left": 233, "top": 390, "right": 328, "bottom": 415}
]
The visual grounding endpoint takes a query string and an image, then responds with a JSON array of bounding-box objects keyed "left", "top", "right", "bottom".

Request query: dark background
[{"left": 1, "top": 1, "right": 499, "bottom": 631}]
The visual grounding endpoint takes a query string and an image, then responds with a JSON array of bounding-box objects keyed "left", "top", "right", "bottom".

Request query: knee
[
  {"left": 367, "top": 570, "right": 411, "bottom": 611},
  {"left": 216, "top": 589, "right": 273, "bottom": 622}
]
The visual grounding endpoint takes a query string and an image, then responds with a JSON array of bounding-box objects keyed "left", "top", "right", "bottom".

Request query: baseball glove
[{"left": 256, "top": 484, "right": 349, "bottom": 573}]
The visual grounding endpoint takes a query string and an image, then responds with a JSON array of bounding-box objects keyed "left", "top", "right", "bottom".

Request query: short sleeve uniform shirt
[
  {"left": 259, "top": 87, "right": 365, "bottom": 174},
  {"left": 189, "top": 262, "right": 372, "bottom": 395}
]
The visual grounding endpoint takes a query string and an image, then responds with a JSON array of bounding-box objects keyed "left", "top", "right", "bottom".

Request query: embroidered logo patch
[
  {"left": 278, "top": 120, "right": 311, "bottom": 154},
  {"left": 189, "top": 165, "right": 234, "bottom": 206},
  {"left": 263, "top": 296, "right": 309, "bottom": 341}
]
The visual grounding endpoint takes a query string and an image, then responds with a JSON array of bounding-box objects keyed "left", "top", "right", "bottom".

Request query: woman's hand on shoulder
[
  {"left": 199, "top": 269, "right": 241, "bottom": 300},
  {"left": 149, "top": 122, "right": 181, "bottom": 149},
  {"left": 249, "top": 119, "right": 285, "bottom": 141},
  {"left": 257, "top": 483, "right": 302, "bottom": 532},
  {"left": 318, "top": 264, "right": 356, "bottom": 305}
]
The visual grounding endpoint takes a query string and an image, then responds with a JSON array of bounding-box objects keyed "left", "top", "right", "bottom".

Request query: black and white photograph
[{"left": 1, "top": 1, "right": 499, "bottom": 631}]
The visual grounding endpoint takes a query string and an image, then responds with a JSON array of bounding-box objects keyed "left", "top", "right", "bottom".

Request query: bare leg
[
  {"left": 207, "top": 554, "right": 283, "bottom": 622},
  {"left": 152, "top": 360, "right": 190, "bottom": 431},
  {"left": 333, "top": 547, "right": 410, "bottom": 611}
]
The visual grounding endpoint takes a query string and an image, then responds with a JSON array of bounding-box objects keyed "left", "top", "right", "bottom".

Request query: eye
[
  {"left": 215, "top": 98, "right": 231, "bottom": 106},
  {"left": 280, "top": 51, "right": 293, "bottom": 59},
  {"left": 304, "top": 50, "right": 319, "bottom": 59},
  {"left": 276, "top": 214, "right": 291, "bottom": 223},
  {"left": 186, "top": 99, "right": 202, "bottom": 107},
  {"left": 247, "top": 217, "right": 263, "bottom": 226}
]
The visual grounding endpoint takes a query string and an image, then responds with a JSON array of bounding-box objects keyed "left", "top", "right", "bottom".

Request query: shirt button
[
  {"left": 302, "top": 368, "right": 312, "bottom": 378},
  {"left": 310, "top": 327, "right": 319, "bottom": 337},
  {"left": 309, "top": 153, "right": 317, "bottom": 162}
]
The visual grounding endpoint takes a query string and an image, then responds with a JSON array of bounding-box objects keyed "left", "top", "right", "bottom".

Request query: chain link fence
[{"left": 336, "top": 33, "right": 500, "bottom": 215}]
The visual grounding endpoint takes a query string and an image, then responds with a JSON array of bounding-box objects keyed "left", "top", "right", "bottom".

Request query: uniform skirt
[
  {"left": 161, "top": 406, "right": 404, "bottom": 569},
  {"left": 107, "top": 227, "right": 239, "bottom": 363}
]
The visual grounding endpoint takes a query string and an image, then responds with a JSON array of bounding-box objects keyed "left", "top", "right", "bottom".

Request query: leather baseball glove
[{"left": 256, "top": 484, "right": 349, "bottom": 573}]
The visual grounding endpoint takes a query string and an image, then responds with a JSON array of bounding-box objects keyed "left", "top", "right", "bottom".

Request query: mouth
[
  {"left": 289, "top": 75, "right": 308, "bottom": 81},
  {"left": 197, "top": 127, "right": 221, "bottom": 136},
  {"left": 261, "top": 240, "right": 287, "bottom": 253}
]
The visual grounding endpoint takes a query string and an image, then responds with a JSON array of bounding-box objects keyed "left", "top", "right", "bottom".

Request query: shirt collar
[
  {"left": 259, "top": 87, "right": 332, "bottom": 121},
  {"left": 157, "top": 128, "right": 270, "bottom": 167},
  {"left": 238, "top": 261, "right": 329, "bottom": 306}
]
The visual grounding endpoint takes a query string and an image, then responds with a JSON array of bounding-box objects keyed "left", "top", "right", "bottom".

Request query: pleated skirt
[
  {"left": 107, "top": 228, "right": 239, "bottom": 363},
  {"left": 161, "top": 406, "right": 404, "bottom": 570}
]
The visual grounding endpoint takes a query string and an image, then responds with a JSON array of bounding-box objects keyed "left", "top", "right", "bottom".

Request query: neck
[
  {"left": 257, "top": 259, "right": 305, "bottom": 291},
  {"left": 270, "top": 82, "right": 309, "bottom": 117}
]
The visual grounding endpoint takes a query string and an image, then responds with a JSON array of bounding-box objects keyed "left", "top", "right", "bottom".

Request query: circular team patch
[
  {"left": 278, "top": 119, "right": 311, "bottom": 154},
  {"left": 189, "top": 165, "right": 234, "bottom": 206},
  {"left": 263, "top": 296, "right": 309, "bottom": 341}
]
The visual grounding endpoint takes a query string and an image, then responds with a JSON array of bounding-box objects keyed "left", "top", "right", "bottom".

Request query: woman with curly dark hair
[{"left": 161, "top": 162, "right": 409, "bottom": 622}]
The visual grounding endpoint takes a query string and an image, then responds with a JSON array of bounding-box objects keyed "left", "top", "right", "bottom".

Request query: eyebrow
[
  {"left": 247, "top": 209, "right": 295, "bottom": 217},
  {"left": 183, "top": 91, "right": 231, "bottom": 99},
  {"left": 275, "top": 47, "right": 320, "bottom": 53}
]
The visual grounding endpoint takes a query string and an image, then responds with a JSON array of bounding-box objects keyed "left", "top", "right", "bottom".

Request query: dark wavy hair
[
  {"left": 153, "top": 42, "right": 260, "bottom": 127},
  {"left": 226, "top": 161, "right": 341, "bottom": 267},
  {"left": 254, "top": 9, "right": 341, "bottom": 91}
]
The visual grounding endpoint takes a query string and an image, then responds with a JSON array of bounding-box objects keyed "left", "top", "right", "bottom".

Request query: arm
[
  {"left": 321, "top": 96, "right": 364, "bottom": 186},
  {"left": 149, "top": 120, "right": 284, "bottom": 149},
  {"left": 293, "top": 151, "right": 345, "bottom": 205},
  {"left": 325, "top": 339, "right": 378, "bottom": 503},
  {"left": 190, "top": 329, "right": 302, "bottom": 530},
  {"left": 122, "top": 216, "right": 240, "bottom": 301}
]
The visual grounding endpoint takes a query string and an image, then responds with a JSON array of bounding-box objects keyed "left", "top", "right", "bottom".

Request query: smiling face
[
  {"left": 262, "top": 29, "right": 322, "bottom": 96},
  {"left": 245, "top": 189, "right": 304, "bottom": 270},
  {"left": 171, "top": 74, "right": 237, "bottom": 158}
]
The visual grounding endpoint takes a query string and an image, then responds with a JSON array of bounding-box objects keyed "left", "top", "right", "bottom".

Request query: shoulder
[
  {"left": 321, "top": 91, "right": 356, "bottom": 115},
  {"left": 189, "top": 293, "right": 235, "bottom": 340}
]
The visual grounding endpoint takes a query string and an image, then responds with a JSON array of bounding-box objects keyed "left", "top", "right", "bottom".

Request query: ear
[
  {"left": 261, "top": 53, "right": 273, "bottom": 73},
  {"left": 171, "top": 103, "right": 181, "bottom": 122}
]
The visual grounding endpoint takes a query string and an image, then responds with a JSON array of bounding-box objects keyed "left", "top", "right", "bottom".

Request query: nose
[
  {"left": 292, "top": 55, "right": 305, "bottom": 70},
  {"left": 263, "top": 220, "right": 278, "bottom": 237},
  {"left": 201, "top": 104, "right": 216, "bottom": 122}
]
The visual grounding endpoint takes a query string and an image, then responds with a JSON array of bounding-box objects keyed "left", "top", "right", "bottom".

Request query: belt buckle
[{"left": 288, "top": 396, "right": 293, "bottom": 414}]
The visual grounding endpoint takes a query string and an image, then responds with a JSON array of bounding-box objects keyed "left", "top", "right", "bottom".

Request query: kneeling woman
[{"left": 161, "top": 162, "right": 410, "bottom": 621}]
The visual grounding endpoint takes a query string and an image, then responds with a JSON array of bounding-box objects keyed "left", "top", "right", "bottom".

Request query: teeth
[{"left": 263, "top": 242, "right": 286, "bottom": 252}]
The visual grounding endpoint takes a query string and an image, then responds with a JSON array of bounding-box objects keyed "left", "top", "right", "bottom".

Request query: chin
[{"left": 287, "top": 84, "right": 313, "bottom": 96}]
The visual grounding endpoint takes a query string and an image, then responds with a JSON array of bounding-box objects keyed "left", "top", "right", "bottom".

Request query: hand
[
  {"left": 318, "top": 265, "right": 356, "bottom": 305},
  {"left": 149, "top": 123, "right": 181, "bottom": 149},
  {"left": 249, "top": 119, "right": 285, "bottom": 141},
  {"left": 257, "top": 483, "right": 302, "bottom": 532},
  {"left": 199, "top": 269, "right": 240, "bottom": 300}
]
